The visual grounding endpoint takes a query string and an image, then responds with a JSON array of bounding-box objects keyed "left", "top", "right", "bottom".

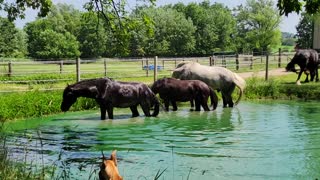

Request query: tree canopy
[
  {"left": 277, "top": 0, "right": 320, "bottom": 16},
  {"left": 0, "top": 0, "right": 287, "bottom": 59}
]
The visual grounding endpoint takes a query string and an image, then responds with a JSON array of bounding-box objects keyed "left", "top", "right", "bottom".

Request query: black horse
[
  {"left": 151, "top": 78, "right": 218, "bottom": 111},
  {"left": 286, "top": 49, "right": 320, "bottom": 85},
  {"left": 61, "top": 78, "right": 159, "bottom": 119}
]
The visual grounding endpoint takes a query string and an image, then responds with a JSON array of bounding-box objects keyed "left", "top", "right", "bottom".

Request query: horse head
[
  {"left": 285, "top": 60, "right": 297, "bottom": 72},
  {"left": 99, "top": 150, "right": 123, "bottom": 180},
  {"left": 61, "top": 85, "right": 78, "bottom": 112}
]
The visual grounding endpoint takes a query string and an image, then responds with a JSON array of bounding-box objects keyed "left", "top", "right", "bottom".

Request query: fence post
[
  {"left": 8, "top": 61, "right": 12, "bottom": 77},
  {"left": 76, "top": 57, "right": 80, "bottom": 82},
  {"left": 60, "top": 60, "right": 63, "bottom": 74},
  {"left": 146, "top": 59, "right": 149, "bottom": 77},
  {"left": 236, "top": 54, "right": 239, "bottom": 70},
  {"left": 162, "top": 59, "right": 165, "bottom": 69},
  {"left": 250, "top": 56, "right": 253, "bottom": 69},
  {"left": 141, "top": 59, "right": 144, "bottom": 69},
  {"left": 154, "top": 56, "right": 158, "bottom": 82},
  {"left": 209, "top": 56, "right": 212, "bottom": 66},
  {"left": 212, "top": 56, "right": 215, "bottom": 66},
  {"left": 265, "top": 53, "right": 269, "bottom": 81},
  {"left": 104, "top": 59, "right": 107, "bottom": 77},
  {"left": 278, "top": 48, "right": 281, "bottom": 68}
]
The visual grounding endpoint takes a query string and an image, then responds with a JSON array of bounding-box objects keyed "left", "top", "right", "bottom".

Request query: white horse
[{"left": 172, "top": 61, "right": 246, "bottom": 107}]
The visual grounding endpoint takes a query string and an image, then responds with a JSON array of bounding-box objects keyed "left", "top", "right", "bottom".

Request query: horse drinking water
[{"left": 61, "top": 78, "right": 159, "bottom": 120}]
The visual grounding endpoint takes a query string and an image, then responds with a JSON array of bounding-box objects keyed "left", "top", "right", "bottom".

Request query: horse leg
[
  {"left": 316, "top": 67, "right": 319, "bottom": 82},
  {"left": 221, "top": 93, "right": 227, "bottom": 108},
  {"left": 106, "top": 105, "right": 114, "bottom": 119},
  {"left": 96, "top": 99, "right": 107, "bottom": 120},
  {"left": 194, "top": 98, "right": 201, "bottom": 111},
  {"left": 130, "top": 105, "right": 140, "bottom": 117},
  {"left": 171, "top": 101, "right": 178, "bottom": 111},
  {"left": 190, "top": 100, "right": 194, "bottom": 111},
  {"left": 140, "top": 102, "right": 151, "bottom": 117},
  {"left": 164, "top": 99, "right": 170, "bottom": 111},
  {"left": 304, "top": 72, "right": 310, "bottom": 82},
  {"left": 200, "top": 97, "right": 210, "bottom": 111},
  {"left": 100, "top": 107, "right": 107, "bottom": 120},
  {"left": 296, "top": 69, "right": 303, "bottom": 85},
  {"left": 227, "top": 95, "right": 234, "bottom": 107}
]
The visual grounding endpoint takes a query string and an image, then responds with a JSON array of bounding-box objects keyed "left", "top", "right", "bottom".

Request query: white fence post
[
  {"left": 76, "top": 57, "right": 80, "bottom": 82},
  {"left": 154, "top": 56, "right": 158, "bottom": 82}
]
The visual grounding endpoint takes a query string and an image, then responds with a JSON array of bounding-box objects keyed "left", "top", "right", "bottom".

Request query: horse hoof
[{"left": 296, "top": 81, "right": 301, "bottom": 85}]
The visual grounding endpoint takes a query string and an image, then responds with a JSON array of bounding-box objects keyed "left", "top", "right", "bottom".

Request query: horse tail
[
  {"left": 233, "top": 72, "right": 246, "bottom": 105},
  {"left": 209, "top": 87, "right": 218, "bottom": 110},
  {"left": 151, "top": 95, "right": 160, "bottom": 117}
]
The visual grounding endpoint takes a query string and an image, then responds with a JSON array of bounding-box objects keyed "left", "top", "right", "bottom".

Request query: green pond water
[{"left": 3, "top": 100, "right": 320, "bottom": 180}]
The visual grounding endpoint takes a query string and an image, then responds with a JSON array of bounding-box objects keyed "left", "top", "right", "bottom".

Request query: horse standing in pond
[
  {"left": 61, "top": 78, "right": 159, "bottom": 120},
  {"left": 172, "top": 61, "right": 246, "bottom": 108},
  {"left": 151, "top": 78, "right": 218, "bottom": 111},
  {"left": 285, "top": 49, "right": 320, "bottom": 85}
]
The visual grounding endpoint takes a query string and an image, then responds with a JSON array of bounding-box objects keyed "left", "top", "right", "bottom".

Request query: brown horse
[
  {"left": 61, "top": 78, "right": 159, "bottom": 119},
  {"left": 99, "top": 150, "right": 123, "bottom": 180},
  {"left": 151, "top": 78, "right": 218, "bottom": 111}
]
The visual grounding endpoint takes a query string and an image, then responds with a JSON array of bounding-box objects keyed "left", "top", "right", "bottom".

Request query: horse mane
[{"left": 69, "top": 78, "right": 113, "bottom": 89}]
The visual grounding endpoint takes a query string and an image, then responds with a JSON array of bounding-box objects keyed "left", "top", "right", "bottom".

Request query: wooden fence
[{"left": 0, "top": 51, "right": 295, "bottom": 92}]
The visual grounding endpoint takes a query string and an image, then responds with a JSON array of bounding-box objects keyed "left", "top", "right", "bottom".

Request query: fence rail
[{"left": 0, "top": 51, "right": 295, "bottom": 92}]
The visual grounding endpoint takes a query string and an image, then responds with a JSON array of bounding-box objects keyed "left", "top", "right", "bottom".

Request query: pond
[{"left": 3, "top": 100, "right": 320, "bottom": 179}]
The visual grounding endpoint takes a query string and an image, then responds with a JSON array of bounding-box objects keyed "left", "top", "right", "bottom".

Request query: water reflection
[{"left": 3, "top": 101, "right": 320, "bottom": 179}]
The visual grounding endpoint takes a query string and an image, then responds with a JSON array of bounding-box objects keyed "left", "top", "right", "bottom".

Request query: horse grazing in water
[
  {"left": 61, "top": 78, "right": 159, "bottom": 119},
  {"left": 172, "top": 61, "right": 246, "bottom": 108},
  {"left": 99, "top": 150, "right": 123, "bottom": 180},
  {"left": 151, "top": 78, "right": 218, "bottom": 111},
  {"left": 286, "top": 49, "right": 320, "bottom": 85}
]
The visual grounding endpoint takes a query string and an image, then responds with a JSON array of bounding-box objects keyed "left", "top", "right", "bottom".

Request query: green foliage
[
  {"left": 0, "top": 0, "right": 52, "bottom": 21},
  {"left": 35, "top": 30, "right": 80, "bottom": 59},
  {"left": 0, "top": 90, "right": 97, "bottom": 121},
  {"left": 295, "top": 12, "right": 313, "bottom": 49},
  {"left": 277, "top": 0, "right": 320, "bottom": 16},
  {"left": 245, "top": 77, "right": 281, "bottom": 99},
  {"left": 24, "top": 4, "right": 81, "bottom": 59},
  {"left": 173, "top": 2, "right": 236, "bottom": 55},
  {"left": 236, "top": 0, "right": 282, "bottom": 53},
  {"left": 78, "top": 12, "right": 107, "bottom": 58},
  {"left": 142, "top": 7, "right": 196, "bottom": 56},
  {"left": 0, "top": 17, "right": 27, "bottom": 57},
  {"left": 3, "top": 1, "right": 285, "bottom": 58},
  {"left": 245, "top": 76, "right": 320, "bottom": 100}
]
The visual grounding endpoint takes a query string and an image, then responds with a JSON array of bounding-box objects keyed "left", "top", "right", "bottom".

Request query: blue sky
[{"left": 8, "top": 0, "right": 300, "bottom": 33}]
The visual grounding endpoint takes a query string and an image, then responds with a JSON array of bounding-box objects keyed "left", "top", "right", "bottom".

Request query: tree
[
  {"left": 295, "top": 12, "right": 313, "bottom": 49},
  {"left": 142, "top": 7, "right": 196, "bottom": 56},
  {"left": 78, "top": 12, "right": 108, "bottom": 58},
  {"left": 277, "top": 0, "right": 320, "bottom": 16},
  {"left": 173, "top": 1, "right": 236, "bottom": 55},
  {"left": 0, "top": 17, "right": 27, "bottom": 57},
  {"left": 34, "top": 29, "right": 80, "bottom": 59},
  {"left": 235, "top": 0, "right": 281, "bottom": 52},
  {"left": 0, "top": 0, "right": 52, "bottom": 21}
]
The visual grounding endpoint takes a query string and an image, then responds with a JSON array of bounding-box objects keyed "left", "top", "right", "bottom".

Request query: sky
[{"left": 5, "top": 0, "right": 300, "bottom": 34}]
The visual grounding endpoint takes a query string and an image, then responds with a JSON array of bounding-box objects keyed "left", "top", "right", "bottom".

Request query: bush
[{"left": 0, "top": 90, "right": 97, "bottom": 121}]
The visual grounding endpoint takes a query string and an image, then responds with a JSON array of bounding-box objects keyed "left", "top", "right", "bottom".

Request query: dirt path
[{"left": 237, "top": 68, "right": 290, "bottom": 79}]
